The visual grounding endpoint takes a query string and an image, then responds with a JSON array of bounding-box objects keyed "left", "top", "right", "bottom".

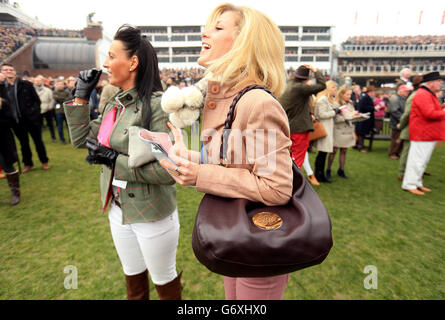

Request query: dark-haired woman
[{"left": 63, "top": 25, "right": 181, "bottom": 300}]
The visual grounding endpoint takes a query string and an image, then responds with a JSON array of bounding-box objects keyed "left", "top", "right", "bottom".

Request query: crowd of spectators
[
  {"left": 0, "top": 24, "right": 83, "bottom": 63},
  {"left": 343, "top": 35, "right": 445, "bottom": 46},
  {"left": 33, "top": 28, "right": 83, "bottom": 38},
  {"left": 160, "top": 67, "right": 206, "bottom": 87},
  {"left": 0, "top": 25, "right": 34, "bottom": 61}
]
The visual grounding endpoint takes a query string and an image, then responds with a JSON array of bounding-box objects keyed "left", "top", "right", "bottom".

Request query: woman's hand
[
  {"left": 73, "top": 69, "right": 102, "bottom": 101},
  {"left": 160, "top": 153, "right": 199, "bottom": 186},
  {"left": 167, "top": 122, "right": 189, "bottom": 159}
]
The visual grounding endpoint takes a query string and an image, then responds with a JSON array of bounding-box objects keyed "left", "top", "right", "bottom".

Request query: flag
[
  {"left": 354, "top": 11, "right": 358, "bottom": 24},
  {"left": 442, "top": 11, "right": 445, "bottom": 24},
  {"left": 419, "top": 10, "right": 423, "bottom": 24}
]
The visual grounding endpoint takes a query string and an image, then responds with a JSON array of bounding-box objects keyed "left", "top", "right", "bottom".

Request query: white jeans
[
  {"left": 302, "top": 151, "right": 314, "bottom": 176},
  {"left": 402, "top": 141, "right": 436, "bottom": 190},
  {"left": 108, "top": 202, "right": 180, "bottom": 285}
]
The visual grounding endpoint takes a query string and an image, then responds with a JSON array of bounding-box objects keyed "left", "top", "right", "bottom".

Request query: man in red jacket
[{"left": 402, "top": 72, "right": 445, "bottom": 195}]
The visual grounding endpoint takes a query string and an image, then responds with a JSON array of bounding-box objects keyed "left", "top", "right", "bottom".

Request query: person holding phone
[
  {"left": 160, "top": 3, "right": 293, "bottom": 300},
  {"left": 63, "top": 25, "right": 182, "bottom": 300}
]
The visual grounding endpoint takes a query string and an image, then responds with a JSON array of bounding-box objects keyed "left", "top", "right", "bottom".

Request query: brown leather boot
[
  {"left": 155, "top": 271, "right": 182, "bottom": 300},
  {"left": 125, "top": 270, "right": 149, "bottom": 300},
  {"left": 6, "top": 171, "right": 20, "bottom": 206},
  {"left": 307, "top": 174, "right": 320, "bottom": 186}
]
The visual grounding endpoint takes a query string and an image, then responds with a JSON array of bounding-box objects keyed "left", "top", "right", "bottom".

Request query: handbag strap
[{"left": 219, "top": 84, "right": 276, "bottom": 163}]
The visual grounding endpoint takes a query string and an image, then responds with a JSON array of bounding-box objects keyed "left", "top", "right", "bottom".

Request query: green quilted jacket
[{"left": 64, "top": 87, "right": 176, "bottom": 224}]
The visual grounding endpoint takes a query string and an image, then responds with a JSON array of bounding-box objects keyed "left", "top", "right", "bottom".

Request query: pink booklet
[
  {"left": 138, "top": 128, "right": 179, "bottom": 176},
  {"left": 139, "top": 128, "right": 173, "bottom": 154}
]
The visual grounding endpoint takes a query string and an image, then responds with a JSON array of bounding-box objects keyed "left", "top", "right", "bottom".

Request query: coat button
[
  {"left": 128, "top": 193, "right": 135, "bottom": 198},
  {"left": 123, "top": 129, "right": 128, "bottom": 134},
  {"left": 210, "top": 85, "right": 220, "bottom": 94},
  {"left": 207, "top": 101, "right": 216, "bottom": 109}
]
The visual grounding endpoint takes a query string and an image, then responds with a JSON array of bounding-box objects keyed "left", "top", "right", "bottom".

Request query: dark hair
[
  {"left": 114, "top": 25, "right": 162, "bottom": 129},
  {"left": 1, "top": 63, "right": 14, "bottom": 69}
]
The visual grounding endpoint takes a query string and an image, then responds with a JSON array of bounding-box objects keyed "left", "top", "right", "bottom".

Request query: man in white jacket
[{"left": 34, "top": 75, "right": 56, "bottom": 142}]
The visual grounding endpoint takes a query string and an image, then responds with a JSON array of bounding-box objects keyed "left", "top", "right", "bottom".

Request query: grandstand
[
  {"left": 336, "top": 35, "right": 445, "bottom": 86},
  {"left": 139, "top": 24, "right": 335, "bottom": 74},
  {"left": 0, "top": 1, "right": 107, "bottom": 78},
  {"left": 2, "top": 1, "right": 444, "bottom": 86}
]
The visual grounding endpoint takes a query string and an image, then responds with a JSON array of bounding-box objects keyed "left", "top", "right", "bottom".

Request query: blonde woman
[
  {"left": 313, "top": 80, "right": 339, "bottom": 183},
  {"left": 327, "top": 85, "right": 358, "bottom": 179},
  {"left": 161, "top": 3, "right": 293, "bottom": 300}
]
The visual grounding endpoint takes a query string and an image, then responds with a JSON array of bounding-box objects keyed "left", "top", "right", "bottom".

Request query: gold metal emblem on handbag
[{"left": 252, "top": 212, "right": 283, "bottom": 230}]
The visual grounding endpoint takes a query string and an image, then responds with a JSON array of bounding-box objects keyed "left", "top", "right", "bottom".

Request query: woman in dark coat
[
  {"left": 355, "top": 86, "right": 376, "bottom": 153},
  {"left": 0, "top": 82, "right": 20, "bottom": 205}
]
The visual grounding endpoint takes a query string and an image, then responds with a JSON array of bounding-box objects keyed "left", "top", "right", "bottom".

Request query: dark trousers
[
  {"left": 55, "top": 113, "right": 68, "bottom": 143},
  {"left": 12, "top": 118, "right": 49, "bottom": 167},
  {"left": 388, "top": 129, "right": 403, "bottom": 157},
  {"left": 41, "top": 110, "right": 56, "bottom": 140},
  {"left": 314, "top": 151, "right": 328, "bottom": 179},
  {"left": 356, "top": 135, "right": 366, "bottom": 151},
  {"left": 0, "top": 152, "right": 16, "bottom": 173}
]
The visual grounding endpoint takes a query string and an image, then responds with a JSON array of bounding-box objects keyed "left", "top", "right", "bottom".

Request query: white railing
[
  {"left": 338, "top": 64, "right": 445, "bottom": 73},
  {"left": 342, "top": 44, "right": 445, "bottom": 52}
]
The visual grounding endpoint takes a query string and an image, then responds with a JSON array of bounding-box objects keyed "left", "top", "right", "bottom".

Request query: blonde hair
[
  {"left": 204, "top": 3, "right": 286, "bottom": 97},
  {"left": 315, "top": 80, "right": 338, "bottom": 104},
  {"left": 334, "top": 85, "right": 352, "bottom": 105}
]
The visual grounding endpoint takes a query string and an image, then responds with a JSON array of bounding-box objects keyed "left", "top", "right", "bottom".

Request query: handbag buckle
[{"left": 252, "top": 212, "right": 283, "bottom": 230}]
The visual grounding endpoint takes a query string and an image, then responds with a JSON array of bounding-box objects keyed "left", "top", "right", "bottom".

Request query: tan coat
[
  {"left": 195, "top": 80, "right": 293, "bottom": 206},
  {"left": 314, "top": 96, "right": 336, "bottom": 153},
  {"left": 36, "top": 85, "right": 55, "bottom": 114},
  {"left": 333, "top": 101, "right": 356, "bottom": 148}
]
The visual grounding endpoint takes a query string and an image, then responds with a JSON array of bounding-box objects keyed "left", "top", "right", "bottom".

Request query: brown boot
[
  {"left": 22, "top": 165, "right": 33, "bottom": 173},
  {"left": 125, "top": 270, "right": 149, "bottom": 300},
  {"left": 6, "top": 171, "right": 20, "bottom": 206},
  {"left": 155, "top": 271, "right": 182, "bottom": 300},
  {"left": 307, "top": 174, "right": 320, "bottom": 186}
]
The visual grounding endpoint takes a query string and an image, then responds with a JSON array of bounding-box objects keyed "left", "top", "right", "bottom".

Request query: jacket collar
[
  {"left": 114, "top": 88, "right": 163, "bottom": 106},
  {"left": 114, "top": 87, "right": 138, "bottom": 107},
  {"left": 419, "top": 85, "right": 436, "bottom": 97}
]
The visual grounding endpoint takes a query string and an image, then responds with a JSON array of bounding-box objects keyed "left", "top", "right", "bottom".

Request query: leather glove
[
  {"left": 85, "top": 137, "right": 119, "bottom": 169},
  {"left": 73, "top": 69, "right": 102, "bottom": 100}
]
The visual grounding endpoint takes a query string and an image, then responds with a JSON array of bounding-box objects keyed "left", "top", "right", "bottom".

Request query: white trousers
[
  {"left": 302, "top": 151, "right": 314, "bottom": 176},
  {"left": 402, "top": 141, "right": 436, "bottom": 190},
  {"left": 108, "top": 202, "right": 180, "bottom": 285}
]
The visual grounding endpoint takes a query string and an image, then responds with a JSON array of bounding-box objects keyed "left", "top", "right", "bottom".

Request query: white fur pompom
[
  {"left": 177, "top": 107, "right": 200, "bottom": 127},
  {"left": 161, "top": 86, "right": 184, "bottom": 113},
  {"left": 182, "top": 86, "right": 204, "bottom": 109},
  {"left": 169, "top": 111, "right": 186, "bottom": 129}
]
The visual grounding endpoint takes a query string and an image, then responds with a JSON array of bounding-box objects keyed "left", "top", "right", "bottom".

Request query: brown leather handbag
[
  {"left": 192, "top": 85, "right": 333, "bottom": 278},
  {"left": 309, "top": 120, "right": 328, "bottom": 141}
]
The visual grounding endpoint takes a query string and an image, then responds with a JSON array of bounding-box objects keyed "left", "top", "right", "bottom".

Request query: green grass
[{"left": 0, "top": 129, "right": 444, "bottom": 300}]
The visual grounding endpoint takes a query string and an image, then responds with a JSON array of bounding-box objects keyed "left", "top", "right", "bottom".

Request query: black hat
[
  {"left": 294, "top": 65, "right": 310, "bottom": 80},
  {"left": 422, "top": 72, "right": 444, "bottom": 82}
]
